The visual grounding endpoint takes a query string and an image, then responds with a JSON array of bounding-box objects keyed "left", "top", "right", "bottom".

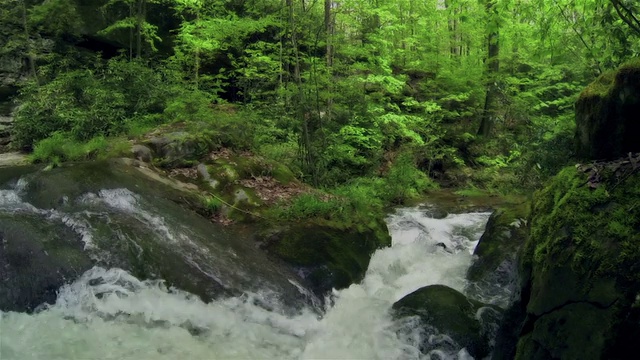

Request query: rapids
[{"left": 0, "top": 163, "right": 497, "bottom": 359}]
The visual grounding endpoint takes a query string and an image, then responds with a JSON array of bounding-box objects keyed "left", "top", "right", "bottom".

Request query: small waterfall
[{"left": 1, "top": 191, "right": 492, "bottom": 360}]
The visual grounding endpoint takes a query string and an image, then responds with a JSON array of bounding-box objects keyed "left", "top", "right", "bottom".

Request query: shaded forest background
[{"left": 1, "top": 0, "right": 639, "bottom": 202}]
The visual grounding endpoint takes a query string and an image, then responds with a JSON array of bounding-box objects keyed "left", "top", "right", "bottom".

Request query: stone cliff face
[
  {"left": 512, "top": 162, "right": 640, "bottom": 359},
  {"left": 494, "top": 60, "right": 640, "bottom": 360}
]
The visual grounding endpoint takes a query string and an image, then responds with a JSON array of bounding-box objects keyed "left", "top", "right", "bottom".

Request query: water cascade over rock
[{"left": 0, "top": 173, "right": 498, "bottom": 359}]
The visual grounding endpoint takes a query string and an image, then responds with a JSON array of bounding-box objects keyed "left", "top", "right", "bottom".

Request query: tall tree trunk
[
  {"left": 478, "top": 0, "right": 499, "bottom": 137},
  {"left": 129, "top": 3, "right": 134, "bottom": 61},
  {"left": 20, "top": 0, "right": 38, "bottom": 85},
  {"left": 324, "top": 0, "right": 334, "bottom": 129},
  {"left": 194, "top": 11, "right": 200, "bottom": 89},
  {"left": 325, "top": 0, "right": 333, "bottom": 67},
  {"left": 136, "top": 0, "right": 146, "bottom": 59},
  {"left": 288, "top": 0, "right": 317, "bottom": 185}
]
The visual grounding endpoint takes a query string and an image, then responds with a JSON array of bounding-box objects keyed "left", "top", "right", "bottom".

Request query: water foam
[{"left": 0, "top": 206, "right": 491, "bottom": 360}]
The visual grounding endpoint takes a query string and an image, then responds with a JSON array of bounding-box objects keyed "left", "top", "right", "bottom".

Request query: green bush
[
  {"left": 332, "top": 177, "right": 386, "bottom": 215},
  {"left": 270, "top": 193, "right": 344, "bottom": 221},
  {"left": 30, "top": 133, "right": 130, "bottom": 164},
  {"left": 385, "top": 151, "right": 438, "bottom": 203},
  {"left": 14, "top": 58, "right": 171, "bottom": 149}
]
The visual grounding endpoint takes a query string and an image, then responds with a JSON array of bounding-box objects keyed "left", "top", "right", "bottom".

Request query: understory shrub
[{"left": 30, "top": 133, "right": 130, "bottom": 164}]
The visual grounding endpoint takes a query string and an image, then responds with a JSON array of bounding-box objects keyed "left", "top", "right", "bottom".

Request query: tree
[
  {"left": 477, "top": 0, "right": 500, "bottom": 137},
  {"left": 100, "top": 0, "right": 162, "bottom": 60}
]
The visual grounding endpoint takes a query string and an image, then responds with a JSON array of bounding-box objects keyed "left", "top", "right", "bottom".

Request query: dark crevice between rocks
[{"left": 520, "top": 298, "right": 619, "bottom": 338}]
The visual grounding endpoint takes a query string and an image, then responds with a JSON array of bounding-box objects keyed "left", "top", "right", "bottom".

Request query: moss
[
  {"left": 206, "top": 162, "right": 239, "bottom": 190},
  {"left": 579, "top": 59, "right": 640, "bottom": 101},
  {"left": 524, "top": 166, "right": 640, "bottom": 282},
  {"left": 147, "top": 130, "right": 220, "bottom": 168},
  {"left": 575, "top": 58, "right": 640, "bottom": 159},
  {"left": 270, "top": 163, "right": 296, "bottom": 184},
  {"left": 579, "top": 69, "right": 616, "bottom": 99},
  {"left": 262, "top": 217, "right": 391, "bottom": 292},
  {"left": 515, "top": 164, "right": 640, "bottom": 358}
]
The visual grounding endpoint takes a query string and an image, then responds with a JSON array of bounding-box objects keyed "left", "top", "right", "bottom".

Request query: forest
[{"left": 1, "top": 0, "right": 638, "bottom": 206}]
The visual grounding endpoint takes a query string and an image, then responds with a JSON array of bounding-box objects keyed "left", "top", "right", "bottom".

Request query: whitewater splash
[{"left": 0, "top": 205, "right": 491, "bottom": 360}]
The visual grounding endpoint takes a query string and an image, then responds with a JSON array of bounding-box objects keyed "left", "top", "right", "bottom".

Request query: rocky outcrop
[
  {"left": 0, "top": 115, "right": 15, "bottom": 151},
  {"left": 129, "top": 136, "right": 392, "bottom": 295},
  {"left": 0, "top": 160, "right": 322, "bottom": 312},
  {"left": 0, "top": 214, "right": 94, "bottom": 312},
  {"left": 258, "top": 220, "right": 391, "bottom": 295},
  {"left": 0, "top": 152, "right": 29, "bottom": 167},
  {"left": 493, "top": 60, "right": 640, "bottom": 359},
  {"left": 144, "top": 131, "right": 217, "bottom": 168},
  {"left": 393, "top": 284, "right": 503, "bottom": 359},
  {"left": 495, "top": 160, "right": 640, "bottom": 359},
  {"left": 575, "top": 60, "right": 640, "bottom": 160},
  {"left": 466, "top": 206, "right": 529, "bottom": 308}
]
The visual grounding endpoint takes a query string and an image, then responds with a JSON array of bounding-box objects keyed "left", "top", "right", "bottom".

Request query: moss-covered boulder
[
  {"left": 392, "top": 284, "right": 503, "bottom": 359},
  {"left": 575, "top": 59, "right": 640, "bottom": 160},
  {"left": 466, "top": 205, "right": 529, "bottom": 307},
  {"left": 506, "top": 160, "right": 640, "bottom": 359},
  {"left": 145, "top": 130, "right": 218, "bottom": 168},
  {"left": 259, "top": 219, "right": 391, "bottom": 294}
]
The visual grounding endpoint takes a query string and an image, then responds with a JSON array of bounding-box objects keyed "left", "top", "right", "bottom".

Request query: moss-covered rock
[
  {"left": 507, "top": 162, "right": 640, "bottom": 359},
  {"left": 466, "top": 205, "right": 529, "bottom": 307},
  {"left": 392, "top": 284, "right": 503, "bottom": 359},
  {"left": 575, "top": 59, "right": 640, "bottom": 160},
  {"left": 258, "top": 218, "right": 391, "bottom": 294},
  {"left": 145, "top": 131, "right": 219, "bottom": 168}
]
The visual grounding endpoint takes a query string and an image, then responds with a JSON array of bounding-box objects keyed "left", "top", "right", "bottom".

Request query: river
[{"left": 0, "top": 164, "right": 493, "bottom": 359}]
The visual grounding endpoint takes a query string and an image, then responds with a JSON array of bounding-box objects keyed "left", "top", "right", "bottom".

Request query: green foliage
[
  {"left": 14, "top": 58, "right": 170, "bottom": 149},
  {"left": 163, "top": 89, "right": 215, "bottom": 123},
  {"left": 202, "top": 195, "right": 223, "bottom": 213},
  {"left": 385, "top": 151, "right": 439, "bottom": 203},
  {"left": 273, "top": 193, "right": 341, "bottom": 221},
  {"left": 30, "top": 133, "right": 130, "bottom": 164},
  {"left": 29, "top": 0, "right": 83, "bottom": 36},
  {"left": 6, "top": 0, "right": 640, "bottom": 197}
]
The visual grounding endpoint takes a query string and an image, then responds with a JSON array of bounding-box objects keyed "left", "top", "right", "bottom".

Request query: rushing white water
[{"left": 0, "top": 204, "right": 490, "bottom": 360}]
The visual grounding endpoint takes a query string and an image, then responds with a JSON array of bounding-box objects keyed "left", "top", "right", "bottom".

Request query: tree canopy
[{"left": 2, "top": 0, "right": 638, "bottom": 193}]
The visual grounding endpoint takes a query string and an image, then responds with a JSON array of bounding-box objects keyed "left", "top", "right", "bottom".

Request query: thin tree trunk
[
  {"left": 136, "top": 0, "right": 146, "bottom": 59},
  {"left": 195, "top": 11, "right": 200, "bottom": 89},
  {"left": 478, "top": 0, "right": 499, "bottom": 137},
  {"left": 20, "top": 0, "right": 39, "bottom": 85},
  {"left": 288, "top": 0, "right": 317, "bottom": 185},
  {"left": 129, "top": 3, "right": 134, "bottom": 60},
  {"left": 325, "top": 0, "right": 333, "bottom": 67},
  {"left": 610, "top": 0, "right": 640, "bottom": 36}
]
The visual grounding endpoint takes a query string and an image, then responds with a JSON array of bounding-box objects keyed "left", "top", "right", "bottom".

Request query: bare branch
[{"left": 609, "top": 0, "right": 640, "bottom": 37}]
